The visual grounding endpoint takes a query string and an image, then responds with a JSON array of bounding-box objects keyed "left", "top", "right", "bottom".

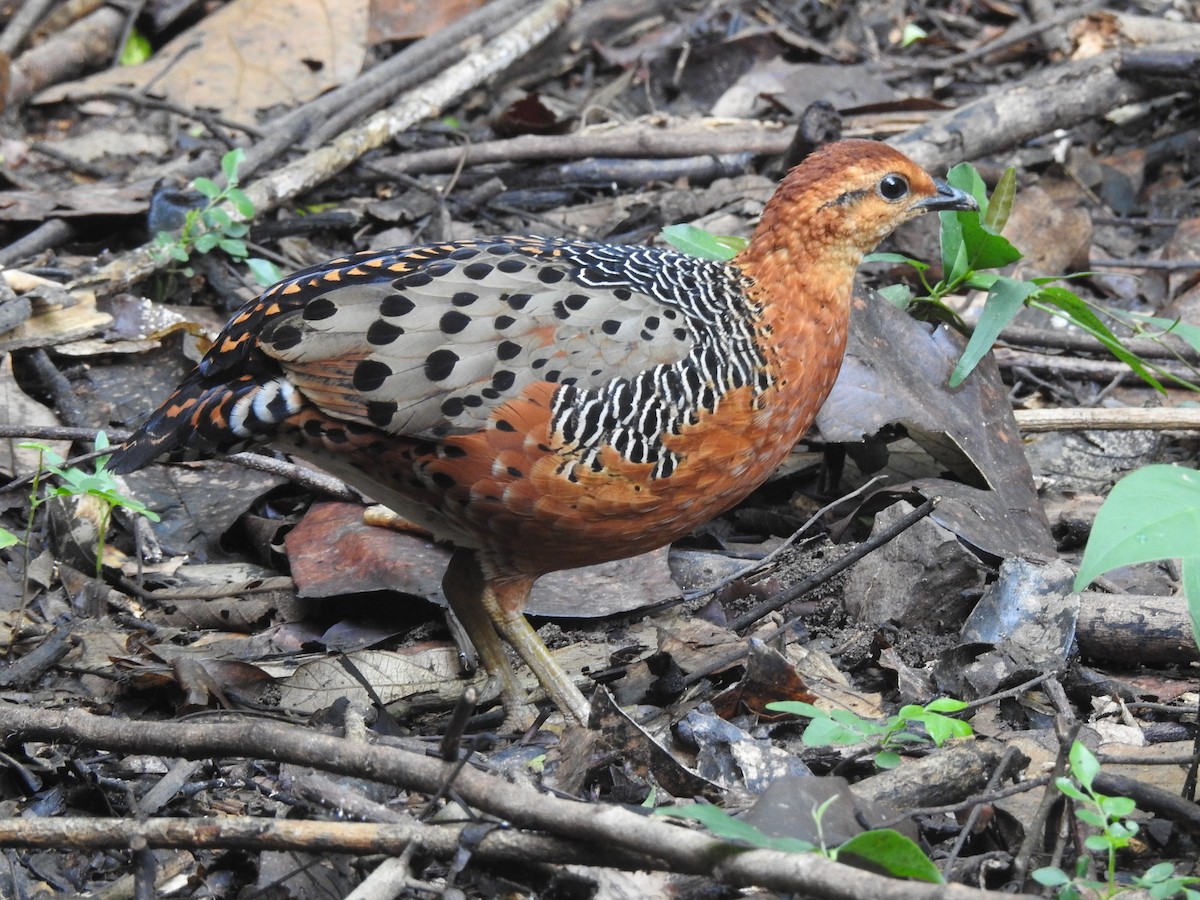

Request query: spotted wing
[{"left": 256, "top": 237, "right": 720, "bottom": 439}]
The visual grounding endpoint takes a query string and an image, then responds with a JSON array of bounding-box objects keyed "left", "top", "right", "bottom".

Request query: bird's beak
[{"left": 918, "top": 179, "right": 979, "bottom": 213}]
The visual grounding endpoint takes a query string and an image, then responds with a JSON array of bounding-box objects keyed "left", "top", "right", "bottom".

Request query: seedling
[
  {"left": 1032, "top": 741, "right": 1200, "bottom": 899},
  {"left": 152, "top": 148, "right": 282, "bottom": 287},
  {"left": 20, "top": 433, "right": 160, "bottom": 576},
  {"left": 766, "top": 697, "right": 973, "bottom": 769}
]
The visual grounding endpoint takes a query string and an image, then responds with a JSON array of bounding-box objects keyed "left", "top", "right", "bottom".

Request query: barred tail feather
[{"left": 106, "top": 373, "right": 304, "bottom": 474}]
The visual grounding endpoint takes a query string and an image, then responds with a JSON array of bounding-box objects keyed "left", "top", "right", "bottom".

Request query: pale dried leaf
[{"left": 37, "top": 0, "right": 369, "bottom": 123}]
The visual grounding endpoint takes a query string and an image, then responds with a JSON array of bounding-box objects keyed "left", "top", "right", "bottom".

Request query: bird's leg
[
  {"left": 483, "top": 578, "right": 592, "bottom": 727},
  {"left": 443, "top": 549, "right": 538, "bottom": 730},
  {"left": 443, "top": 549, "right": 592, "bottom": 728}
]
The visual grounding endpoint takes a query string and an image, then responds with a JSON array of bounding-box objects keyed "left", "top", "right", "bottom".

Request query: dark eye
[{"left": 878, "top": 174, "right": 909, "bottom": 201}]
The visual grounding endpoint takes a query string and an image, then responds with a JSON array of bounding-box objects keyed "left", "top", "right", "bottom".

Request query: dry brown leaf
[
  {"left": 368, "top": 0, "right": 490, "bottom": 43},
  {"left": 37, "top": 0, "right": 369, "bottom": 124},
  {"left": 0, "top": 355, "right": 66, "bottom": 478}
]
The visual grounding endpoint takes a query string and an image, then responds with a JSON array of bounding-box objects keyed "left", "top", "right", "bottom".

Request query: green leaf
[
  {"left": 864, "top": 252, "right": 925, "bottom": 268},
  {"left": 170, "top": 244, "right": 191, "bottom": 263},
  {"left": 194, "top": 233, "right": 219, "bottom": 254},
  {"left": 218, "top": 238, "right": 248, "bottom": 258},
  {"left": 0, "top": 528, "right": 19, "bottom": 549},
  {"left": 660, "top": 224, "right": 744, "bottom": 261},
  {"left": 193, "top": 177, "right": 221, "bottom": 200},
  {"left": 1074, "top": 465, "right": 1200, "bottom": 591},
  {"left": 119, "top": 29, "right": 153, "bottom": 66},
  {"left": 920, "top": 713, "right": 972, "bottom": 746},
  {"left": 767, "top": 700, "right": 822, "bottom": 717},
  {"left": 1055, "top": 777, "right": 1088, "bottom": 802},
  {"left": 1141, "top": 862, "right": 1178, "bottom": 884},
  {"left": 222, "top": 222, "right": 250, "bottom": 238},
  {"left": 1037, "top": 288, "right": 1166, "bottom": 392},
  {"left": 803, "top": 716, "right": 868, "bottom": 747},
  {"left": 1083, "top": 833, "right": 1112, "bottom": 852},
  {"left": 876, "top": 284, "right": 913, "bottom": 307},
  {"left": 1100, "top": 795, "right": 1136, "bottom": 818},
  {"left": 247, "top": 257, "right": 284, "bottom": 286},
  {"left": 837, "top": 830, "right": 944, "bottom": 883},
  {"left": 983, "top": 167, "right": 1016, "bottom": 234},
  {"left": 924, "top": 697, "right": 968, "bottom": 713},
  {"left": 226, "top": 187, "right": 256, "bottom": 218},
  {"left": 221, "top": 148, "right": 246, "bottom": 183},
  {"left": 206, "top": 207, "right": 232, "bottom": 228},
  {"left": 1069, "top": 741, "right": 1100, "bottom": 790},
  {"left": 1032, "top": 867, "right": 1073, "bottom": 887},
  {"left": 874, "top": 750, "right": 902, "bottom": 769},
  {"left": 899, "top": 22, "right": 927, "bottom": 46},
  {"left": 950, "top": 276, "right": 1036, "bottom": 387},
  {"left": 656, "top": 804, "right": 815, "bottom": 853},
  {"left": 1076, "top": 809, "right": 1107, "bottom": 829}
]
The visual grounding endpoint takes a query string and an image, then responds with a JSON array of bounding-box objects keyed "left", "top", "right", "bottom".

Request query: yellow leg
[{"left": 442, "top": 549, "right": 590, "bottom": 728}]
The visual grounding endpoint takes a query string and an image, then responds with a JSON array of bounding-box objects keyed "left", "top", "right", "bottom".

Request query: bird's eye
[{"left": 878, "top": 174, "right": 909, "bottom": 201}]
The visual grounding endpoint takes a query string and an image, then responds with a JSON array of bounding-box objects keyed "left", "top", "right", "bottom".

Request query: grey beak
[{"left": 918, "top": 179, "right": 979, "bottom": 213}]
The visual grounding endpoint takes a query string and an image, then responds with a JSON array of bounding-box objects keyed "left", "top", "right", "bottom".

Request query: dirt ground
[{"left": 1, "top": 0, "right": 1200, "bottom": 897}]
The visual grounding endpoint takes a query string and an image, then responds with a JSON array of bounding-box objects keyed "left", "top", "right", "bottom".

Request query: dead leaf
[
  {"left": 0, "top": 354, "right": 65, "bottom": 478},
  {"left": 816, "top": 293, "right": 1055, "bottom": 559},
  {"left": 286, "top": 501, "right": 679, "bottom": 618},
  {"left": 37, "top": 0, "right": 369, "bottom": 124},
  {"left": 368, "top": 0, "right": 490, "bottom": 43}
]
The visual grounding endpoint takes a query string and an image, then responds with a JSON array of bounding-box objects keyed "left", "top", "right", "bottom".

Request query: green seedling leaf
[
  {"left": 247, "top": 258, "right": 284, "bottom": 286},
  {"left": 206, "top": 207, "right": 232, "bottom": 228},
  {"left": 194, "top": 233, "right": 219, "bottom": 254},
  {"left": 221, "top": 148, "right": 246, "bottom": 183},
  {"left": 0, "top": 528, "right": 19, "bottom": 549},
  {"left": 919, "top": 712, "right": 973, "bottom": 746},
  {"left": 899, "top": 22, "right": 927, "bottom": 46},
  {"left": 660, "top": 224, "right": 745, "bottom": 261},
  {"left": 218, "top": 238, "right": 248, "bottom": 258},
  {"left": 1032, "top": 867, "right": 1073, "bottom": 887},
  {"left": 837, "top": 830, "right": 944, "bottom": 883},
  {"left": 924, "top": 697, "right": 968, "bottom": 714},
  {"left": 120, "top": 29, "right": 153, "bottom": 66},
  {"left": 876, "top": 284, "right": 913, "bottom": 307},
  {"left": 1055, "top": 777, "right": 1088, "bottom": 803},
  {"left": 656, "top": 804, "right": 816, "bottom": 853},
  {"left": 874, "top": 750, "right": 902, "bottom": 769},
  {"left": 803, "top": 716, "right": 869, "bottom": 747},
  {"left": 193, "top": 177, "right": 221, "bottom": 200},
  {"left": 227, "top": 187, "right": 256, "bottom": 218},
  {"left": 950, "top": 276, "right": 1037, "bottom": 386},
  {"left": 1074, "top": 465, "right": 1200, "bottom": 592},
  {"left": 864, "top": 252, "right": 927, "bottom": 268},
  {"left": 1069, "top": 741, "right": 1101, "bottom": 790},
  {"left": 982, "top": 167, "right": 1016, "bottom": 233}
]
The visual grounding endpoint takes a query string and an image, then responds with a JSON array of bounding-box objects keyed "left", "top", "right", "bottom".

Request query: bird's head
[{"left": 737, "top": 140, "right": 978, "bottom": 273}]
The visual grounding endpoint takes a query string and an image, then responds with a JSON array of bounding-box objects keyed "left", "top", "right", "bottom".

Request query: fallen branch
[{"left": 0, "top": 706, "right": 1038, "bottom": 900}]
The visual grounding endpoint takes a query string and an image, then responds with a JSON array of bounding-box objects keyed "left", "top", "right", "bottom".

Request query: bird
[{"left": 106, "top": 140, "right": 977, "bottom": 728}]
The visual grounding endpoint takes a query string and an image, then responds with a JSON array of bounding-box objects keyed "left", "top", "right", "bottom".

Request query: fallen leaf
[{"left": 37, "top": 0, "right": 369, "bottom": 124}]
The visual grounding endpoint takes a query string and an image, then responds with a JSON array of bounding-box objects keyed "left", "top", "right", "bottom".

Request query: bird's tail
[{"left": 106, "top": 371, "right": 302, "bottom": 474}]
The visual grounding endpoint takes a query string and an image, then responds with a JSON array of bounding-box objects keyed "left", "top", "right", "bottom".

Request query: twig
[
  {"left": 1014, "top": 407, "right": 1200, "bottom": 432},
  {"left": 0, "top": 707, "right": 1040, "bottom": 900},
  {"left": 378, "top": 119, "right": 793, "bottom": 175}
]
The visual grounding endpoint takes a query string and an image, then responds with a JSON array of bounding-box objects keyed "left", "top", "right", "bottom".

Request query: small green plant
[
  {"left": 658, "top": 797, "right": 944, "bottom": 883},
  {"left": 765, "top": 697, "right": 972, "bottom": 769},
  {"left": 1031, "top": 741, "right": 1200, "bottom": 899},
  {"left": 152, "top": 148, "right": 282, "bottom": 287},
  {"left": 20, "top": 433, "right": 160, "bottom": 576},
  {"left": 868, "top": 163, "right": 1200, "bottom": 392}
]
